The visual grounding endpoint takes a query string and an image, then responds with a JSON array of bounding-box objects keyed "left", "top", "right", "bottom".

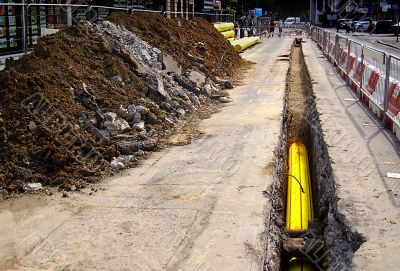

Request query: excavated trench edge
[{"left": 263, "top": 41, "right": 365, "bottom": 271}]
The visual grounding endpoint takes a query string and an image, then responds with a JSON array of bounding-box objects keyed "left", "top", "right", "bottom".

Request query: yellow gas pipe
[
  {"left": 221, "top": 30, "right": 235, "bottom": 39},
  {"left": 286, "top": 141, "right": 315, "bottom": 271},
  {"left": 288, "top": 257, "right": 315, "bottom": 271},
  {"left": 230, "top": 37, "right": 260, "bottom": 52},
  {"left": 213, "top": 22, "right": 234, "bottom": 32},
  {"left": 286, "top": 141, "right": 314, "bottom": 231}
]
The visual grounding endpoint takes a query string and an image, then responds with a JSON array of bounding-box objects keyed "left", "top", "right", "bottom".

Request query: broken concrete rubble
[
  {"left": 72, "top": 83, "right": 99, "bottom": 111},
  {"left": 113, "top": 135, "right": 156, "bottom": 155},
  {"left": 104, "top": 117, "right": 131, "bottom": 132},
  {"left": 0, "top": 13, "right": 243, "bottom": 192},
  {"left": 215, "top": 77, "right": 234, "bottom": 89},
  {"left": 189, "top": 70, "right": 207, "bottom": 87},
  {"left": 218, "top": 96, "right": 231, "bottom": 103},
  {"left": 160, "top": 53, "right": 182, "bottom": 75},
  {"left": 187, "top": 52, "right": 205, "bottom": 64},
  {"left": 117, "top": 105, "right": 129, "bottom": 118},
  {"left": 133, "top": 121, "right": 145, "bottom": 132},
  {"left": 78, "top": 112, "right": 110, "bottom": 141},
  {"left": 22, "top": 183, "right": 42, "bottom": 192}
]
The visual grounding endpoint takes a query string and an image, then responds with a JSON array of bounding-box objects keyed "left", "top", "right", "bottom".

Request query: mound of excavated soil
[
  {"left": 0, "top": 13, "right": 244, "bottom": 196},
  {"left": 107, "top": 13, "right": 242, "bottom": 77}
]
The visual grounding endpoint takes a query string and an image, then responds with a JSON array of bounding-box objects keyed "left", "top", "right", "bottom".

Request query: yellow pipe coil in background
[
  {"left": 230, "top": 37, "right": 260, "bottom": 52},
  {"left": 288, "top": 257, "right": 314, "bottom": 271},
  {"left": 286, "top": 141, "right": 314, "bottom": 230},
  {"left": 213, "top": 22, "right": 235, "bottom": 32},
  {"left": 221, "top": 30, "right": 235, "bottom": 39}
]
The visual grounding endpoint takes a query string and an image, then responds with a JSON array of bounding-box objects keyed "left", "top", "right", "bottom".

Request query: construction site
[{"left": 0, "top": 1, "right": 400, "bottom": 271}]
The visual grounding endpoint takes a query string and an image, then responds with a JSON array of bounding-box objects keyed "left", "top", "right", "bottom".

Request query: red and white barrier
[
  {"left": 394, "top": 114, "right": 400, "bottom": 141},
  {"left": 312, "top": 28, "right": 400, "bottom": 141},
  {"left": 338, "top": 48, "right": 348, "bottom": 76},
  {"left": 370, "top": 75, "right": 388, "bottom": 118},
  {"left": 349, "top": 58, "right": 365, "bottom": 90},
  {"left": 387, "top": 81, "right": 400, "bottom": 117}
]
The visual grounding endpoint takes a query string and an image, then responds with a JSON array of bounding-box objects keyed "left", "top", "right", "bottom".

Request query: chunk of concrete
[
  {"left": 104, "top": 112, "right": 117, "bottom": 122},
  {"left": 189, "top": 70, "right": 206, "bottom": 87},
  {"left": 133, "top": 121, "right": 145, "bottom": 131},
  {"left": 187, "top": 52, "right": 205, "bottom": 64},
  {"left": 218, "top": 96, "right": 231, "bottom": 103},
  {"left": 22, "top": 183, "right": 42, "bottom": 192},
  {"left": 131, "top": 112, "right": 141, "bottom": 125},
  {"left": 173, "top": 74, "right": 198, "bottom": 93},
  {"left": 136, "top": 106, "right": 149, "bottom": 116},
  {"left": 215, "top": 77, "right": 234, "bottom": 89},
  {"left": 110, "top": 158, "right": 125, "bottom": 171},
  {"left": 104, "top": 117, "right": 130, "bottom": 132},
  {"left": 117, "top": 105, "right": 129, "bottom": 118},
  {"left": 160, "top": 53, "right": 182, "bottom": 75},
  {"left": 176, "top": 108, "right": 186, "bottom": 118},
  {"left": 126, "top": 105, "right": 137, "bottom": 122}
]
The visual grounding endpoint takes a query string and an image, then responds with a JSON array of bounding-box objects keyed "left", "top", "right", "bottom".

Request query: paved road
[
  {"left": 0, "top": 38, "right": 291, "bottom": 271},
  {"left": 325, "top": 28, "right": 400, "bottom": 57}
]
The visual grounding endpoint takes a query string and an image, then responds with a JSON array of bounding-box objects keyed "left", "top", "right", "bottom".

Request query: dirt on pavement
[{"left": 0, "top": 13, "right": 244, "bottom": 197}]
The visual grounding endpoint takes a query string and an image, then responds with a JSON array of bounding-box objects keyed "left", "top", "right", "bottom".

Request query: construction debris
[{"left": 0, "top": 13, "right": 243, "bottom": 193}]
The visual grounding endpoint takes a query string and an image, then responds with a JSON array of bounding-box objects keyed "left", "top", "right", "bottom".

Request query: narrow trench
[{"left": 264, "top": 40, "right": 365, "bottom": 271}]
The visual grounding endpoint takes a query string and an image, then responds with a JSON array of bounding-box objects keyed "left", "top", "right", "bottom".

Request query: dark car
[
  {"left": 370, "top": 20, "right": 393, "bottom": 33},
  {"left": 393, "top": 23, "right": 400, "bottom": 36}
]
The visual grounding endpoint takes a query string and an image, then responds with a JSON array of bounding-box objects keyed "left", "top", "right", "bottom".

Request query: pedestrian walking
[
  {"left": 278, "top": 19, "right": 283, "bottom": 37},
  {"left": 268, "top": 20, "right": 276, "bottom": 37}
]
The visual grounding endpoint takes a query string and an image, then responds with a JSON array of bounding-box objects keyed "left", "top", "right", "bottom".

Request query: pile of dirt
[
  {"left": 0, "top": 13, "right": 244, "bottom": 196},
  {"left": 107, "top": 12, "right": 242, "bottom": 78}
]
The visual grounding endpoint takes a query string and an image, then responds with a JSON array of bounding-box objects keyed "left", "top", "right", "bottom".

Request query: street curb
[{"left": 376, "top": 40, "right": 400, "bottom": 50}]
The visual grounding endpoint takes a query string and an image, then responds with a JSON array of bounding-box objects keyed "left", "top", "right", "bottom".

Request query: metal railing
[
  {"left": 310, "top": 26, "right": 400, "bottom": 135},
  {"left": 162, "top": 11, "right": 234, "bottom": 23},
  {"left": 0, "top": 2, "right": 234, "bottom": 62}
]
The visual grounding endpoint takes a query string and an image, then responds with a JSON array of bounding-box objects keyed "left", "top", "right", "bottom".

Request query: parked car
[
  {"left": 354, "top": 21, "right": 371, "bottom": 32},
  {"left": 393, "top": 22, "right": 400, "bottom": 36},
  {"left": 336, "top": 19, "right": 353, "bottom": 32},
  {"left": 283, "top": 17, "right": 300, "bottom": 27},
  {"left": 370, "top": 20, "right": 393, "bottom": 33}
]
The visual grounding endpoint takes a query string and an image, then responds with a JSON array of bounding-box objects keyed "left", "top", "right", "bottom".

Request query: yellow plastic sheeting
[
  {"left": 213, "top": 22, "right": 234, "bottom": 32},
  {"left": 286, "top": 142, "right": 314, "bottom": 230},
  {"left": 288, "top": 258, "right": 314, "bottom": 271},
  {"left": 230, "top": 36, "right": 260, "bottom": 52},
  {"left": 221, "top": 30, "right": 235, "bottom": 39},
  {"left": 227, "top": 38, "right": 235, "bottom": 42}
]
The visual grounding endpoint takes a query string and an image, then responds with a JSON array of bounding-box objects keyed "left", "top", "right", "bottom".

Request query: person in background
[
  {"left": 268, "top": 20, "right": 276, "bottom": 37},
  {"left": 279, "top": 19, "right": 283, "bottom": 37}
]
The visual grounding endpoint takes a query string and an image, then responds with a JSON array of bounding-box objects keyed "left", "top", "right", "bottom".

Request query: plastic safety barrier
[
  {"left": 363, "top": 66, "right": 380, "bottom": 95},
  {"left": 369, "top": 75, "right": 387, "bottom": 118},
  {"left": 347, "top": 54, "right": 357, "bottom": 73},
  {"left": 350, "top": 59, "right": 366, "bottom": 90},
  {"left": 388, "top": 81, "right": 400, "bottom": 117},
  {"left": 339, "top": 48, "right": 348, "bottom": 67},
  {"left": 310, "top": 27, "right": 400, "bottom": 141}
]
